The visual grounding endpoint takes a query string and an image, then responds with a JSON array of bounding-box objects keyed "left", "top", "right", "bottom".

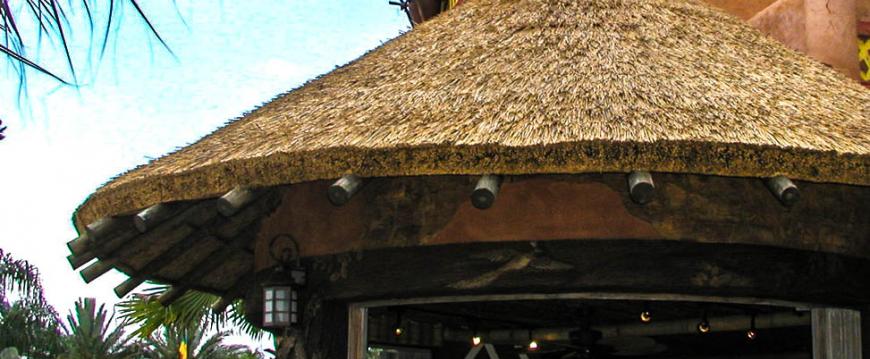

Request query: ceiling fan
[{"left": 527, "top": 308, "right": 666, "bottom": 359}]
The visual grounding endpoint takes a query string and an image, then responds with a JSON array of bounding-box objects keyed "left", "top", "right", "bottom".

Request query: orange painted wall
[{"left": 703, "top": 0, "right": 777, "bottom": 19}]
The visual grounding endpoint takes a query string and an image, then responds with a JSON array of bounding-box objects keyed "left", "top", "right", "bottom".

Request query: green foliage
[
  {"left": 118, "top": 285, "right": 263, "bottom": 340},
  {"left": 142, "top": 320, "right": 252, "bottom": 359},
  {"left": 60, "top": 297, "right": 141, "bottom": 359},
  {"left": 0, "top": 249, "right": 64, "bottom": 358}
]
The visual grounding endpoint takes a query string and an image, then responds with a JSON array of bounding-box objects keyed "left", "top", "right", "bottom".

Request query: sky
[{"left": 0, "top": 0, "right": 407, "bottom": 351}]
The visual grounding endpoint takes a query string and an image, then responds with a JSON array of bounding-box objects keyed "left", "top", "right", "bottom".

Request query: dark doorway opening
[{"left": 364, "top": 299, "right": 811, "bottom": 359}]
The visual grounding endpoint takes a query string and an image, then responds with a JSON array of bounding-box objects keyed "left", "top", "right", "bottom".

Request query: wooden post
[
  {"left": 471, "top": 175, "right": 502, "bottom": 209},
  {"left": 328, "top": 175, "right": 363, "bottom": 206},
  {"left": 812, "top": 308, "right": 863, "bottom": 359},
  {"left": 766, "top": 176, "right": 800, "bottom": 207},
  {"left": 627, "top": 171, "right": 655, "bottom": 204},
  {"left": 347, "top": 304, "right": 368, "bottom": 359}
]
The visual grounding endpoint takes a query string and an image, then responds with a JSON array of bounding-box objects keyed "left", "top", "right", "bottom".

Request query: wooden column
[
  {"left": 812, "top": 308, "right": 863, "bottom": 359},
  {"left": 347, "top": 305, "right": 368, "bottom": 359}
]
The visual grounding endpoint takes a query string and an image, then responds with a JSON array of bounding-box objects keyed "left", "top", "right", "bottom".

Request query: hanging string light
[
  {"left": 697, "top": 311, "right": 711, "bottom": 334},
  {"left": 640, "top": 302, "right": 652, "bottom": 323},
  {"left": 471, "top": 333, "right": 482, "bottom": 347},
  {"left": 393, "top": 308, "right": 404, "bottom": 337},
  {"left": 746, "top": 314, "right": 758, "bottom": 341},
  {"left": 527, "top": 329, "right": 539, "bottom": 351}
]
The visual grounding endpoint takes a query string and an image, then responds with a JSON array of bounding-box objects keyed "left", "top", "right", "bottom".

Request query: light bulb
[
  {"left": 394, "top": 327, "right": 403, "bottom": 337},
  {"left": 528, "top": 340, "right": 539, "bottom": 351},
  {"left": 472, "top": 336, "right": 482, "bottom": 346},
  {"left": 746, "top": 329, "right": 757, "bottom": 340},
  {"left": 640, "top": 311, "right": 652, "bottom": 323},
  {"left": 697, "top": 320, "right": 711, "bottom": 334}
]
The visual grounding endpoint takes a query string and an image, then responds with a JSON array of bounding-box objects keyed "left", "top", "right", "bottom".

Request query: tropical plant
[
  {"left": 0, "top": 0, "right": 168, "bottom": 84},
  {"left": 60, "top": 297, "right": 141, "bottom": 359},
  {"left": 142, "top": 319, "right": 250, "bottom": 359},
  {"left": 118, "top": 285, "right": 263, "bottom": 340},
  {"left": 0, "top": 248, "right": 64, "bottom": 358}
]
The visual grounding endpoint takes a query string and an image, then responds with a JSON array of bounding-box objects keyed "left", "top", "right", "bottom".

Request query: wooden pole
[
  {"left": 218, "top": 186, "right": 259, "bottom": 216},
  {"left": 471, "top": 175, "right": 502, "bottom": 209},
  {"left": 347, "top": 305, "right": 368, "bottom": 359},
  {"left": 135, "top": 203, "right": 185, "bottom": 233},
  {"left": 812, "top": 308, "right": 863, "bottom": 359},
  {"left": 80, "top": 261, "right": 113, "bottom": 284},
  {"left": 114, "top": 277, "right": 145, "bottom": 298},
  {"left": 328, "top": 175, "right": 363, "bottom": 206},
  {"left": 66, "top": 234, "right": 91, "bottom": 256},
  {"left": 627, "top": 171, "right": 655, "bottom": 204},
  {"left": 766, "top": 176, "right": 800, "bottom": 207},
  {"left": 67, "top": 252, "right": 96, "bottom": 270}
]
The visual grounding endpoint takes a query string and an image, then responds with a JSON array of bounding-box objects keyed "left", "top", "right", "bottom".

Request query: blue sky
[{"left": 0, "top": 0, "right": 407, "bottom": 350}]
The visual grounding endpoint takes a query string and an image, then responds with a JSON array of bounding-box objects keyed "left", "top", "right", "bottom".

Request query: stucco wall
[{"left": 703, "top": 0, "right": 777, "bottom": 19}]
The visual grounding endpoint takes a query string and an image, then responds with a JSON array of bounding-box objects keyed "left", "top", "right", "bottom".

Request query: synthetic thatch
[{"left": 75, "top": 0, "right": 869, "bottom": 229}]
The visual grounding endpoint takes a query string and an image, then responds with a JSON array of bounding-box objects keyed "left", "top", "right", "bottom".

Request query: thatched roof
[{"left": 75, "top": 0, "right": 869, "bottom": 229}]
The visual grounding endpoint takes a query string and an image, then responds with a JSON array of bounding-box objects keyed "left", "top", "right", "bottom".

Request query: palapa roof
[{"left": 75, "top": 0, "right": 869, "bottom": 229}]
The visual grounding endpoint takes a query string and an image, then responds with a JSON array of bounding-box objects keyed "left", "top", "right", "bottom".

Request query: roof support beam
[
  {"left": 135, "top": 203, "right": 188, "bottom": 233},
  {"left": 766, "top": 176, "right": 800, "bottom": 207},
  {"left": 471, "top": 175, "right": 502, "bottom": 209},
  {"left": 218, "top": 186, "right": 261, "bottom": 216},
  {"left": 628, "top": 171, "right": 655, "bottom": 204},
  {"left": 329, "top": 175, "right": 363, "bottom": 206}
]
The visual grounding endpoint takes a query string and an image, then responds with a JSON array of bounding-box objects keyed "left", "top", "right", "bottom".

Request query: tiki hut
[{"left": 68, "top": 0, "right": 869, "bottom": 358}]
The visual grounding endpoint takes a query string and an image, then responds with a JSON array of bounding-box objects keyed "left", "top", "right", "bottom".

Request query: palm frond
[
  {"left": 0, "top": 0, "right": 171, "bottom": 84},
  {"left": 117, "top": 285, "right": 264, "bottom": 340}
]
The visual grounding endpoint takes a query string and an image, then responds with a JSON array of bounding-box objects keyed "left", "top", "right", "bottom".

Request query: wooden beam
[
  {"left": 218, "top": 186, "right": 260, "bottom": 217},
  {"left": 66, "top": 233, "right": 91, "bottom": 256},
  {"left": 157, "top": 285, "right": 188, "bottom": 306},
  {"left": 85, "top": 217, "right": 137, "bottom": 243},
  {"left": 67, "top": 251, "right": 96, "bottom": 270},
  {"left": 307, "top": 240, "right": 870, "bottom": 306},
  {"left": 628, "top": 171, "right": 655, "bottom": 204},
  {"left": 471, "top": 175, "right": 502, "bottom": 209},
  {"left": 812, "top": 308, "right": 863, "bottom": 359},
  {"left": 766, "top": 176, "right": 800, "bottom": 206},
  {"left": 135, "top": 203, "right": 186, "bottom": 233},
  {"left": 114, "top": 276, "right": 145, "bottom": 298},
  {"left": 80, "top": 260, "right": 113, "bottom": 284},
  {"left": 328, "top": 175, "right": 363, "bottom": 206}
]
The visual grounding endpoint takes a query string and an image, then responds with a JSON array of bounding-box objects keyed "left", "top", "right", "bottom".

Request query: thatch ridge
[{"left": 74, "top": 0, "right": 870, "bottom": 229}]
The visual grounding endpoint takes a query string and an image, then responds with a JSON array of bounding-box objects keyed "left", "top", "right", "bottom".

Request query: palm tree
[
  {"left": 0, "top": 0, "right": 168, "bottom": 84},
  {"left": 142, "top": 319, "right": 251, "bottom": 359},
  {"left": 118, "top": 285, "right": 262, "bottom": 340},
  {"left": 0, "top": 248, "right": 64, "bottom": 358},
  {"left": 60, "top": 297, "right": 141, "bottom": 359}
]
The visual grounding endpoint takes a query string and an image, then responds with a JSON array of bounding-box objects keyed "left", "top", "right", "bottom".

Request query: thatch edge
[{"left": 73, "top": 140, "right": 869, "bottom": 232}]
